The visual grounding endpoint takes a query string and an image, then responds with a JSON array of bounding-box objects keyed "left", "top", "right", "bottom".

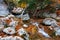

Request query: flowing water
[{"left": 0, "top": 0, "right": 9, "bottom": 16}]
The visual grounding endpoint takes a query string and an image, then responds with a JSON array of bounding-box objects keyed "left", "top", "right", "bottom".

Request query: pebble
[{"left": 23, "top": 24, "right": 28, "bottom": 27}]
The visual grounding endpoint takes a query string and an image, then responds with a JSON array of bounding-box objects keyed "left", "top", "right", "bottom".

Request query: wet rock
[
  {"left": 12, "top": 7, "right": 23, "bottom": 13},
  {"left": 3, "top": 27, "right": 16, "bottom": 34},
  {"left": 43, "top": 18, "right": 57, "bottom": 26}
]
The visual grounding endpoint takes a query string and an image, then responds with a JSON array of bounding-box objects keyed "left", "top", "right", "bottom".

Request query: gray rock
[
  {"left": 43, "top": 18, "right": 57, "bottom": 25},
  {"left": 50, "top": 13, "right": 57, "bottom": 18}
]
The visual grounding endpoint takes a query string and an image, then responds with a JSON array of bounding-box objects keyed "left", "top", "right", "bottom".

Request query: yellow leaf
[{"left": 20, "top": 2, "right": 27, "bottom": 8}]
